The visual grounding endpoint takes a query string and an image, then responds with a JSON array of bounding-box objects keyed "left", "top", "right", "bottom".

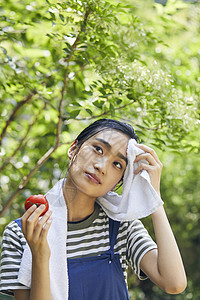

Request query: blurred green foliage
[{"left": 0, "top": 0, "right": 199, "bottom": 298}]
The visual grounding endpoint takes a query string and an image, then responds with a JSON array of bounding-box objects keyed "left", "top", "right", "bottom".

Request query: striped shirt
[{"left": 0, "top": 203, "right": 157, "bottom": 295}]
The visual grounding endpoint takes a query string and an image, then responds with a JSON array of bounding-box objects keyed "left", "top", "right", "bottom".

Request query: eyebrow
[{"left": 94, "top": 138, "right": 128, "bottom": 164}]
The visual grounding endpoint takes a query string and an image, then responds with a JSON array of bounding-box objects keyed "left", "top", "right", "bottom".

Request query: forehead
[{"left": 89, "top": 129, "right": 130, "bottom": 154}]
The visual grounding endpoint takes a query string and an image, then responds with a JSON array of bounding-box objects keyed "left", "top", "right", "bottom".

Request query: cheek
[
  {"left": 71, "top": 148, "right": 93, "bottom": 173},
  {"left": 106, "top": 168, "right": 122, "bottom": 186},
  {"left": 111, "top": 176, "right": 121, "bottom": 188},
  {"left": 83, "top": 151, "right": 100, "bottom": 169},
  {"left": 78, "top": 146, "right": 93, "bottom": 162}
]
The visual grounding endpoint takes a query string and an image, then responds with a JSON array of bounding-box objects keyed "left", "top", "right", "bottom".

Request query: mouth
[{"left": 85, "top": 172, "right": 101, "bottom": 184}]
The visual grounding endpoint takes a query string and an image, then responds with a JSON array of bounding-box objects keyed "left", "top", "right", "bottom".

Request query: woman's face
[{"left": 68, "top": 129, "right": 130, "bottom": 198}]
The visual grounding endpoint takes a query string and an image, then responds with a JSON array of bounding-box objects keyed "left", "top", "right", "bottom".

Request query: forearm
[
  {"left": 135, "top": 144, "right": 186, "bottom": 293},
  {"left": 29, "top": 257, "right": 51, "bottom": 300},
  {"left": 151, "top": 205, "right": 187, "bottom": 292}
]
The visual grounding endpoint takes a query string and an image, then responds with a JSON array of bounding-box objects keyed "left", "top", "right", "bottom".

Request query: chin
[{"left": 76, "top": 185, "right": 106, "bottom": 198}]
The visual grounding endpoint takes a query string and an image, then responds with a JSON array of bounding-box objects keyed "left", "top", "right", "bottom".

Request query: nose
[{"left": 93, "top": 157, "right": 108, "bottom": 175}]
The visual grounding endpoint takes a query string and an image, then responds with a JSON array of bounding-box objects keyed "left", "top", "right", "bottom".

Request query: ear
[{"left": 68, "top": 140, "right": 78, "bottom": 160}]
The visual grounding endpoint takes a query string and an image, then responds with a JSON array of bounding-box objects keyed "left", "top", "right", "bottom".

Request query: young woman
[{"left": 0, "top": 119, "right": 187, "bottom": 300}]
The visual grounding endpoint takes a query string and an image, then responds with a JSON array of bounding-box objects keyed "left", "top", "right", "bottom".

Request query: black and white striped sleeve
[
  {"left": 126, "top": 219, "right": 157, "bottom": 280},
  {"left": 0, "top": 221, "right": 28, "bottom": 295}
]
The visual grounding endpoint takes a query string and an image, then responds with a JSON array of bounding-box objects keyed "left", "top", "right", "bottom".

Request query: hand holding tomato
[
  {"left": 25, "top": 195, "right": 49, "bottom": 216},
  {"left": 22, "top": 195, "right": 52, "bottom": 261}
]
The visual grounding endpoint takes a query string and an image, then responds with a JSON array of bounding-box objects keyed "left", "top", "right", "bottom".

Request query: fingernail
[{"left": 39, "top": 204, "right": 45, "bottom": 209}]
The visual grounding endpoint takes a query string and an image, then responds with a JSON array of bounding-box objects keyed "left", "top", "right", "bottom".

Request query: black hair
[{"left": 75, "top": 118, "right": 138, "bottom": 147}]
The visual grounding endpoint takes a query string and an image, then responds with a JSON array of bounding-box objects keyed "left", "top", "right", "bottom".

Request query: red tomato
[{"left": 25, "top": 195, "right": 49, "bottom": 216}]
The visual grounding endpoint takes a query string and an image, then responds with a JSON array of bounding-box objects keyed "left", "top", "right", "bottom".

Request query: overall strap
[
  {"left": 14, "top": 218, "right": 22, "bottom": 229},
  {"left": 109, "top": 218, "right": 120, "bottom": 251}
]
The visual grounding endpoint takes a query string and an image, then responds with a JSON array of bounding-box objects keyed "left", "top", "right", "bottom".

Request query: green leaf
[
  {"left": 0, "top": 46, "right": 7, "bottom": 55},
  {"left": 93, "top": 100, "right": 105, "bottom": 109},
  {"left": 116, "top": 99, "right": 122, "bottom": 105},
  {"left": 49, "top": 12, "right": 56, "bottom": 21},
  {"left": 82, "top": 91, "right": 93, "bottom": 96},
  {"left": 46, "top": 0, "right": 51, "bottom": 5},
  {"left": 85, "top": 108, "right": 92, "bottom": 116},
  {"left": 69, "top": 110, "right": 80, "bottom": 119},
  {"left": 63, "top": 48, "right": 71, "bottom": 55},
  {"left": 110, "top": 103, "right": 115, "bottom": 117},
  {"left": 59, "top": 14, "right": 64, "bottom": 22}
]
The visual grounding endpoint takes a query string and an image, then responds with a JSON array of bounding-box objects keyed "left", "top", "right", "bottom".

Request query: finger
[
  {"left": 40, "top": 217, "right": 53, "bottom": 240},
  {"left": 33, "top": 210, "right": 52, "bottom": 240},
  {"left": 26, "top": 205, "right": 46, "bottom": 239},
  {"left": 134, "top": 163, "right": 153, "bottom": 175},
  {"left": 28, "top": 204, "right": 46, "bottom": 222},
  {"left": 134, "top": 153, "right": 156, "bottom": 166},
  {"left": 135, "top": 144, "right": 160, "bottom": 164},
  {"left": 22, "top": 204, "right": 45, "bottom": 225},
  {"left": 21, "top": 204, "right": 37, "bottom": 234}
]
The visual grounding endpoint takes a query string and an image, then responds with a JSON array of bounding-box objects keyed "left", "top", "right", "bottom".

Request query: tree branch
[
  {"left": 0, "top": 113, "right": 40, "bottom": 172},
  {"left": 75, "top": 100, "right": 136, "bottom": 121},
  {"left": 55, "top": 9, "right": 90, "bottom": 147},
  {"left": 0, "top": 10, "right": 91, "bottom": 217},
  {"left": 0, "top": 146, "right": 56, "bottom": 217},
  {"left": 37, "top": 96, "right": 58, "bottom": 111},
  {"left": 0, "top": 90, "right": 36, "bottom": 147},
  {"left": 0, "top": 140, "right": 72, "bottom": 217}
]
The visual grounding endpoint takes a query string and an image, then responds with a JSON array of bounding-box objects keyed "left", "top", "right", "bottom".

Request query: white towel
[
  {"left": 18, "top": 180, "right": 68, "bottom": 300},
  {"left": 18, "top": 139, "right": 163, "bottom": 299},
  {"left": 96, "top": 139, "right": 164, "bottom": 220}
]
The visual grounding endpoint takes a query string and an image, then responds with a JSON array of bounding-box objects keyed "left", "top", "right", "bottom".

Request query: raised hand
[{"left": 134, "top": 144, "right": 163, "bottom": 195}]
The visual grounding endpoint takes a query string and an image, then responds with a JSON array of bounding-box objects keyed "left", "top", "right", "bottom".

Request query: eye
[
  {"left": 94, "top": 145, "right": 103, "bottom": 154},
  {"left": 113, "top": 161, "right": 123, "bottom": 170}
]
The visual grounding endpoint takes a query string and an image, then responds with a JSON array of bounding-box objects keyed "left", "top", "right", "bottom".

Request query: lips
[{"left": 85, "top": 172, "right": 101, "bottom": 184}]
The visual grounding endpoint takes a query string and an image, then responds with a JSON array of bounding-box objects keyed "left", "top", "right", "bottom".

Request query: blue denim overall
[
  {"left": 67, "top": 218, "right": 129, "bottom": 300},
  {"left": 15, "top": 218, "right": 129, "bottom": 299}
]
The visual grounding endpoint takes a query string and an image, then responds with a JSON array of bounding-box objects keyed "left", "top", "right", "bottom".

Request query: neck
[{"left": 63, "top": 177, "right": 96, "bottom": 222}]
